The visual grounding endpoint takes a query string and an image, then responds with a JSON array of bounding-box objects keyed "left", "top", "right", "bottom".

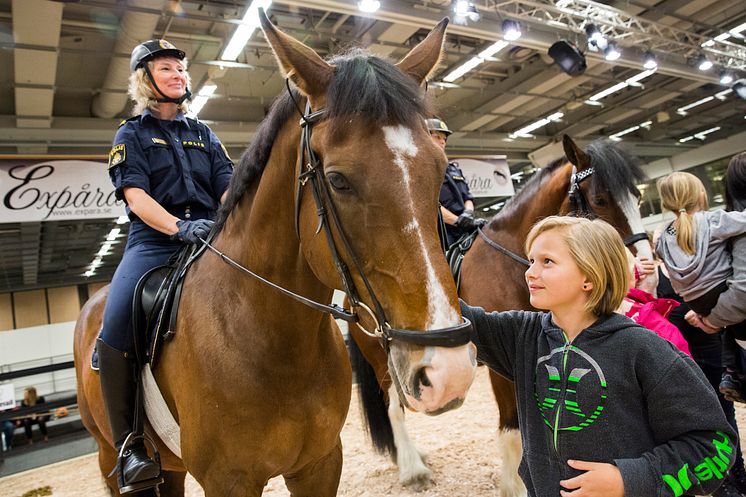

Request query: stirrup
[{"left": 115, "top": 432, "right": 164, "bottom": 494}]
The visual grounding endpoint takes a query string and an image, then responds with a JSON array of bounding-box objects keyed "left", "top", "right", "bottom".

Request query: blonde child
[
  {"left": 655, "top": 171, "right": 746, "bottom": 402},
  {"left": 461, "top": 216, "right": 736, "bottom": 497}
]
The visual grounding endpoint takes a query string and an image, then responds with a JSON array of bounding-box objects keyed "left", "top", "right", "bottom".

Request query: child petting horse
[{"left": 462, "top": 216, "right": 736, "bottom": 497}]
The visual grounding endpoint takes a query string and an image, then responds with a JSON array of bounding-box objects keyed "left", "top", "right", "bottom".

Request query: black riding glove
[
  {"left": 172, "top": 219, "right": 214, "bottom": 244},
  {"left": 474, "top": 218, "right": 488, "bottom": 229},
  {"left": 455, "top": 212, "right": 476, "bottom": 230}
]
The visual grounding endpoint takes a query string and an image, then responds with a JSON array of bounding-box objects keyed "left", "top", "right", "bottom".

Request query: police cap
[
  {"left": 426, "top": 117, "right": 452, "bottom": 136},
  {"left": 130, "top": 39, "right": 186, "bottom": 72}
]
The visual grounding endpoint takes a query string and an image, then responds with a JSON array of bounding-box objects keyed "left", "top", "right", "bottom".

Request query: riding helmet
[
  {"left": 426, "top": 117, "right": 453, "bottom": 136},
  {"left": 130, "top": 39, "right": 186, "bottom": 72}
]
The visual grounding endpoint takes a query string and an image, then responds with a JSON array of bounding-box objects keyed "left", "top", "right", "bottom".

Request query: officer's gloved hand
[
  {"left": 172, "top": 219, "right": 214, "bottom": 244},
  {"left": 455, "top": 212, "right": 476, "bottom": 230},
  {"left": 474, "top": 218, "right": 488, "bottom": 230}
]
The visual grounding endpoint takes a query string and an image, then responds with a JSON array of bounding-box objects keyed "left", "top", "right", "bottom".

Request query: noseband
[{"left": 201, "top": 93, "right": 471, "bottom": 351}]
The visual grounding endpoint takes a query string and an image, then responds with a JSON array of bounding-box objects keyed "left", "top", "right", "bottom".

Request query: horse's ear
[
  {"left": 562, "top": 134, "right": 590, "bottom": 169},
  {"left": 396, "top": 17, "right": 449, "bottom": 85},
  {"left": 258, "top": 9, "right": 333, "bottom": 99}
]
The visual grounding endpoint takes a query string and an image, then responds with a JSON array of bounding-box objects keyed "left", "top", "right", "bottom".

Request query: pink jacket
[{"left": 624, "top": 287, "right": 692, "bottom": 357}]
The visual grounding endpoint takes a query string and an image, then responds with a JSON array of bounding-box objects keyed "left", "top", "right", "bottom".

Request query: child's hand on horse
[{"left": 559, "top": 459, "right": 624, "bottom": 497}]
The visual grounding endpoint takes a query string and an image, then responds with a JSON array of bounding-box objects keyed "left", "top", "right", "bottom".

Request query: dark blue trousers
[{"left": 101, "top": 222, "right": 182, "bottom": 353}]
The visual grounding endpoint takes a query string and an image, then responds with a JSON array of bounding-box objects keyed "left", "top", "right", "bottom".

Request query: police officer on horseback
[
  {"left": 97, "top": 39, "right": 233, "bottom": 494},
  {"left": 427, "top": 117, "right": 481, "bottom": 247}
]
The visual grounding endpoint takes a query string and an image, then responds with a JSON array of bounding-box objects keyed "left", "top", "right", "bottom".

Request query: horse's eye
[
  {"left": 327, "top": 172, "right": 351, "bottom": 191},
  {"left": 593, "top": 195, "right": 607, "bottom": 207}
]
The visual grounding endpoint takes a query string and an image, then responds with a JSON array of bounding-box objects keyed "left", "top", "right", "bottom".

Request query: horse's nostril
[{"left": 412, "top": 367, "right": 431, "bottom": 400}]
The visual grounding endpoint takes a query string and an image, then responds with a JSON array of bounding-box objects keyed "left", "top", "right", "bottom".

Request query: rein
[
  {"left": 201, "top": 88, "right": 472, "bottom": 351},
  {"left": 478, "top": 164, "right": 647, "bottom": 265}
]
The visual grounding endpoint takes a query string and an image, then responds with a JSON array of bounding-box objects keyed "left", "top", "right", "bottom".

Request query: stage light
[
  {"left": 357, "top": 0, "right": 380, "bottom": 12},
  {"left": 734, "top": 79, "right": 746, "bottom": 101},
  {"left": 697, "top": 56, "right": 713, "bottom": 71},
  {"left": 502, "top": 19, "right": 522, "bottom": 41},
  {"left": 720, "top": 72, "right": 734, "bottom": 85},
  {"left": 585, "top": 23, "right": 606, "bottom": 50},
  {"left": 548, "top": 40, "right": 587, "bottom": 76},
  {"left": 604, "top": 43, "right": 621, "bottom": 61},
  {"left": 455, "top": 0, "right": 480, "bottom": 21},
  {"left": 643, "top": 51, "right": 657, "bottom": 70}
]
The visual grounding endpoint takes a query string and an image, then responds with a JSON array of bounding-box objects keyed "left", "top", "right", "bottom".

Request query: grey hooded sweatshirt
[
  {"left": 461, "top": 301, "right": 736, "bottom": 497},
  {"left": 655, "top": 209, "right": 746, "bottom": 302}
]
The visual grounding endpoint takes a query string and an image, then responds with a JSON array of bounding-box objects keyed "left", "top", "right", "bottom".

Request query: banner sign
[
  {"left": 0, "top": 384, "right": 15, "bottom": 411},
  {"left": 450, "top": 156, "right": 515, "bottom": 198},
  {"left": 0, "top": 160, "right": 125, "bottom": 222}
]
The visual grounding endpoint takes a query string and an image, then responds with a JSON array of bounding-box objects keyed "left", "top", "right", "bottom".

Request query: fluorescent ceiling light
[
  {"left": 609, "top": 120, "right": 652, "bottom": 141},
  {"left": 106, "top": 228, "right": 121, "bottom": 241},
  {"left": 443, "top": 41, "right": 509, "bottom": 82},
  {"left": 679, "top": 126, "right": 721, "bottom": 143},
  {"left": 676, "top": 89, "right": 732, "bottom": 115},
  {"left": 588, "top": 69, "right": 656, "bottom": 101},
  {"left": 509, "top": 112, "right": 563, "bottom": 139},
  {"left": 221, "top": 0, "right": 273, "bottom": 61},
  {"left": 115, "top": 215, "right": 129, "bottom": 224},
  {"left": 190, "top": 96, "right": 210, "bottom": 117},
  {"left": 357, "top": 0, "right": 380, "bottom": 12}
]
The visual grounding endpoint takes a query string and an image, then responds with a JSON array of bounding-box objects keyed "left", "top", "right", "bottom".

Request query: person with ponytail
[
  {"left": 655, "top": 170, "right": 746, "bottom": 404},
  {"left": 99, "top": 39, "right": 233, "bottom": 494}
]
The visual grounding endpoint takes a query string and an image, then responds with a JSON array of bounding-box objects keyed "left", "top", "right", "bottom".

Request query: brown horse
[
  {"left": 74, "top": 14, "right": 477, "bottom": 497},
  {"left": 349, "top": 135, "right": 651, "bottom": 493}
]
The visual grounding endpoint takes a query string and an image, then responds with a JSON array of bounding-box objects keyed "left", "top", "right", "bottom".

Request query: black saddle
[
  {"left": 131, "top": 240, "right": 208, "bottom": 368},
  {"left": 445, "top": 229, "right": 478, "bottom": 292}
]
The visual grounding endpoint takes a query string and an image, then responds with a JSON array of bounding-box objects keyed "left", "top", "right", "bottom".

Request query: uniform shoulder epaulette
[{"left": 118, "top": 116, "right": 139, "bottom": 128}]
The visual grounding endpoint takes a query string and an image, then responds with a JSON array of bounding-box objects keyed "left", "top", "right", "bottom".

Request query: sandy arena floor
[{"left": 2, "top": 367, "right": 744, "bottom": 497}]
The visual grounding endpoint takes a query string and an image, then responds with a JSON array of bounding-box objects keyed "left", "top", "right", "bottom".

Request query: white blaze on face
[
  {"left": 383, "top": 125, "right": 459, "bottom": 329},
  {"left": 620, "top": 190, "right": 653, "bottom": 260}
]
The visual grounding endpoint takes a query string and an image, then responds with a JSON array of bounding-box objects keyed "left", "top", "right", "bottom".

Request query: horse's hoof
[{"left": 400, "top": 467, "right": 432, "bottom": 491}]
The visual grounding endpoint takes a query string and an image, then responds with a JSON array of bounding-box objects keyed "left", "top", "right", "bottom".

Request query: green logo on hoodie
[{"left": 662, "top": 431, "right": 733, "bottom": 497}]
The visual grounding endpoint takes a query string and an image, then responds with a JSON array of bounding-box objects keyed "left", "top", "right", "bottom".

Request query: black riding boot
[{"left": 97, "top": 339, "right": 162, "bottom": 494}]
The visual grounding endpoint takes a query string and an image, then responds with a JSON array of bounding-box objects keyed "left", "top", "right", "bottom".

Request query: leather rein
[
  {"left": 478, "top": 165, "right": 648, "bottom": 266},
  {"left": 200, "top": 92, "right": 471, "bottom": 351}
]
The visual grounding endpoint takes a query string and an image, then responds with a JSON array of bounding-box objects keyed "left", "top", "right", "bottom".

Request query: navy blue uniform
[
  {"left": 102, "top": 109, "right": 233, "bottom": 352},
  {"left": 439, "top": 161, "right": 474, "bottom": 246}
]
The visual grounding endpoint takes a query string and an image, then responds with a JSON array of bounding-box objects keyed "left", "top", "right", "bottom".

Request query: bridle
[
  {"left": 478, "top": 163, "right": 648, "bottom": 266},
  {"left": 201, "top": 90, "right": 472, "bottom": 351}
]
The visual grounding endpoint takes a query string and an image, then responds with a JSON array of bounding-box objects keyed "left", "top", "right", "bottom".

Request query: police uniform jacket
[
  {"left": 439, "top": 161, "right": 473, "bottom": 216},
  {"left": 108, "top": 109, "right": 233, "bottom": 230}
]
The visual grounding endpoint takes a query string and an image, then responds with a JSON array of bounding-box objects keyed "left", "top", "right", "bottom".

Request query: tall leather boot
[{"left": 97, "top": 338, "right": 161, "bottom": 493}]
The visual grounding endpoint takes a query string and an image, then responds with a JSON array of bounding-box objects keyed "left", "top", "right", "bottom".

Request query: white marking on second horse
[
  {"left": 383, "top": 125, "right": 458, "bottom": 329},
  {"left": 620, "top": 191, "right": 653, "bottom": 260}
]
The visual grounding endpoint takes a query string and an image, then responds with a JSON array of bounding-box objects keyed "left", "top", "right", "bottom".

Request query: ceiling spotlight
[
  {"left": 502, "top": 19, "right": 522, "bottom": 41},
  {"left": 604, "top": 43, "right": 621, "bottom": 61},
  {"left": 585, "top": 23, "right": 607, "bottom": 51},
  {"left": 643, "top": 51, "right": 657, "bottom": 70},
  {"left": 455, "top": 0, "right": 480, "bottom": 21},
  {"left": 720, "top": 72, "right": 734, "bottom": 85},
  {"left": 734, "top": 79, "right": 746, "bottom": 100},
  {"left": 357, "top": 0, "right": 380, "bottom": 12},
  {"left": 548, "top": 40, "right": 587, "bottom": 76},
  {"left": 697, "top": 56, "right": 713, "bottom": 71}
]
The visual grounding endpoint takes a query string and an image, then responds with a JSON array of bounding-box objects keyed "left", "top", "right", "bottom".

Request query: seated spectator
[{"left": 21, "top": 387, "right": 49, "bottom": 444}]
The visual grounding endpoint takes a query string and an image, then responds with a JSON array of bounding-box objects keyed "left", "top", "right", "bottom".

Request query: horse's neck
[
  {"left": 488, "top": 164, "right": 571, "bottom": 247},
  {"left": 201, "top": 125, "right": 335, "bottom": 338}
]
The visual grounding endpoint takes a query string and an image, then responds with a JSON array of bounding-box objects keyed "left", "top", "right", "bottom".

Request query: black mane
[
  {"left": 494, "top": 139, "right": 646, "bottom": 222},
  {"left": 215, "top": 47, "right": 431, "bottom": 232}
]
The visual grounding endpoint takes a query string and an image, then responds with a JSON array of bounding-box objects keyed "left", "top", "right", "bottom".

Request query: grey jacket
[
  {"left": 461, "top": 301, "right": 736, "bottom": 497},
  {"left": 655, "top": 210, "right": 746, "bottom": 301},
  {"left": 708, "top": 234, "right": 746, "bottom": 327}
]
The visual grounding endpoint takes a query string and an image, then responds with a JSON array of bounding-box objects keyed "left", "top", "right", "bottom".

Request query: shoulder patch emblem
[
  {"left": 152, "top": 137, "right": 168, "bottom": 145},
  {"left": 108, "top": 144, "right": 125, "bottom": 169},
  {"left": 220, "top": 142, "right": 232, "bottom": 162}
]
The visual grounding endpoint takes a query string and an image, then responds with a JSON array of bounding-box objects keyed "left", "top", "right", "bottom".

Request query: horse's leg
[
  {"left": 387, "top": 384, "right": 432, "bottom": 489},
  {"left": 490, "top": 370, "right": 527, "bottom": 497},
  {"left": 158, "top": 471, "right": 187, "bottom": 497},
  {"left": 283, "top": 439, "right": 343, "bottom": 497}
]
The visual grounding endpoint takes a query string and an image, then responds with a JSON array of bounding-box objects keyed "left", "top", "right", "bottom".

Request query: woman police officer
[{"left": 97, "top": 39, "right": 233, "bottom": 493}]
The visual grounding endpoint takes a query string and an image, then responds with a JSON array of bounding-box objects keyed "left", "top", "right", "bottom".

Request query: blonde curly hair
[{"left": 127, "top": 57, "right": 191, "bottom": 116}]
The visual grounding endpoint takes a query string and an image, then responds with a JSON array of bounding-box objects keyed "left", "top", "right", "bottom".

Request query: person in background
[
  {"left": 427, "top": 117, "right": 482, "bottom": 247},
  {"left": 655, "top": 171, "right": 746, "bottom": 405},
  {"left": 1, "top": 418, "right": 15, "bottom": 451},
  {"left": 461, "top": 215, "right": 735, "bottom": 497},
  {"left": 99, "top": 39, "right": 233, "bottom": 494},
  {"left": 21, "top": 387, "right": 48, "bottom": 444}
]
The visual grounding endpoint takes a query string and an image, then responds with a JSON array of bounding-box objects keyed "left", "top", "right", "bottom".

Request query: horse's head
[
  {"left": 561, "top": 135, "right": 652, "bottom": 260},
  {"left": 259, "top": 12, "right": 476, "bottom": 414}
]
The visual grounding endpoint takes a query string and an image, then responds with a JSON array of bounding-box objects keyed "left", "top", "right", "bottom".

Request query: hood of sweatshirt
[{"left": 655, "top": 211, "right": 710, "bottom": 289}]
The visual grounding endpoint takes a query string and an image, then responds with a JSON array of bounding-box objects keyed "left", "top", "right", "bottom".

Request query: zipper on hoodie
[{"left": 552, "top": 335, "right": 571, "bottom": 456}]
